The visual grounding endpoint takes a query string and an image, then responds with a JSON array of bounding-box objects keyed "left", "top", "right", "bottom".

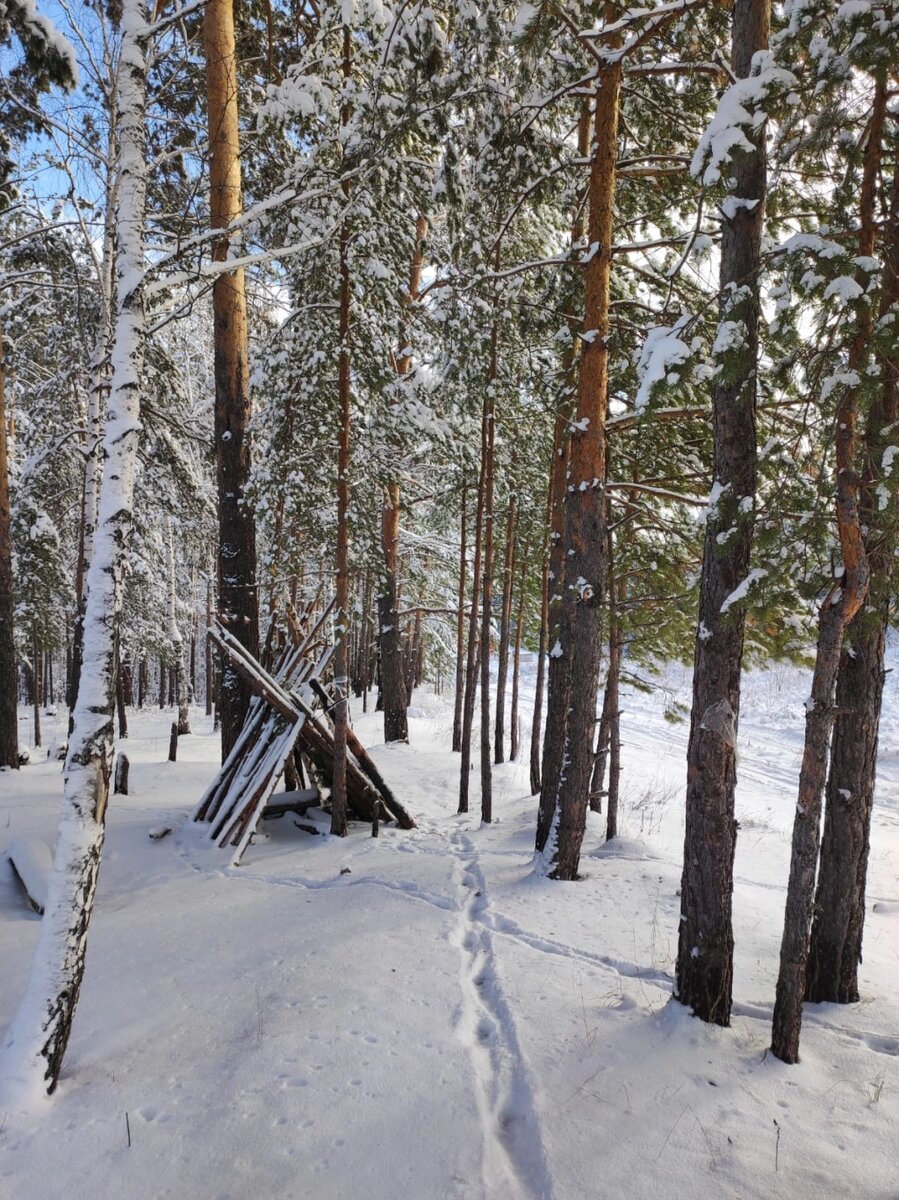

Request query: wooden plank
[
  {"left": 308, "top": 680, "right": 416, "bottom": 829},
  {"left": 228, "top": 715, "right": 307, "bottom": 865},
  {"left": 261, "top": 789, "right": 321, "bottom": 819}
]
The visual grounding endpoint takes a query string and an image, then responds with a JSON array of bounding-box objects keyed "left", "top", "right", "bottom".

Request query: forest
[{"left": 0, "top": 0, "right": 897, "bottom": 1196}]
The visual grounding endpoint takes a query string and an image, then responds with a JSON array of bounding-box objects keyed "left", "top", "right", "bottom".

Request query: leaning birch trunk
[
  {"left": 0, "top": 0, "right": 148, "bottom": 1101},
  {"left": 69, "top": 164, "right": 114, "bottom": 724}
]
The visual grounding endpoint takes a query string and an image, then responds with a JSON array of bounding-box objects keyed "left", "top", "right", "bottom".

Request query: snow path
[
  {"left": 447, "top": 829, "right": 553, "bottom": 1200},
  {"left": 1, "top": 650, "right": 897, "bottom": 1200}
]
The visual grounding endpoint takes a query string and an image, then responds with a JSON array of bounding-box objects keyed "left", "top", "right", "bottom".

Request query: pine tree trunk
[
  {"left": 121, "top": 655, "right": 133, "bottom": 706},
  {"left": 676, "top": 0, "right": 768, "bottom": 1024},
  {"left": 540, "top": 63, "right": 622, "bottom": 880},
  {"left": 807, "top": 159, "right": 899, "bottom": 1006},
  {"left": 167, "top": 524, "right": 190, "bottom": 735},
  {"left": 378, "top": 482, "right": 408, "bottom": 742},
  {"left": 479, "top": 327, "right": 498, "bottom": 824},
  {"left": 459, "top": 425, "right": 486, "bottom": 814},
  {"left": 0, "top": 0, "right": 148, "bottom": 1097},
  {"left": 535, "top": 415, "right": 571, "bottom": 847},
  {"left": 378, "top": 215, "right": 426, "bottom": 744},
  {"left": 205, "top": 0, "right": 259, "bottom": 761},
  {"left": 115, "top": 666, "right": 128, "bottom": 740},
  {"left": 205, "top": 570, "right": 214, "bottom": 716},
  {"left": 530, "top": 419, "right": 564, "bottom": 797},
  {"left": 32, "top": 627, "right": 41, "bottom": 749},
  {"left": 604, "top": 583, "right": 622, "bottom": 843},
  {"left": 330, "top": 24, "right": 353, "bottom": 838},
  {"left": 510, "top": 548, "right": 527, "bottom": 763},
  {"left": 452, "top": 478, "right": 468, "bottom": 752},
  {"left": 0, "top": 318, "right": 19, "bottom": 768},
  {"left": 771, "top": 80, "right": 882, "bottom": 1063},
  {"left": 494, "top": 490, "right": 517, "bottom": 764},
  {"left": 806, "top": 609, "right": 886, "bottom": 1003},
  {"left": 535, "top": 100, "right": 590, "bottom": 846}
]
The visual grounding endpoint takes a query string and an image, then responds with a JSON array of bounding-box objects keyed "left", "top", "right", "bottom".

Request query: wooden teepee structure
[{"left": 192, "top": 601, "right": 415, "bottom": 864}]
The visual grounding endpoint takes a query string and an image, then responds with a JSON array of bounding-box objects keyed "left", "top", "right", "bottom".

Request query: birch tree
[{"left": 0, "top": 0, "right": 148, "bottom": 1099}]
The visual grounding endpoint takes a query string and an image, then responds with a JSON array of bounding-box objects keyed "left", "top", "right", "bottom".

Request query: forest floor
[{"left": 1, "top": 655, "right": 898, "bottom": 1200}]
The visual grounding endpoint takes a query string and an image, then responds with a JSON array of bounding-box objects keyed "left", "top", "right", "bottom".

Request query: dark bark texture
[
  {"left": 807, "top": 159, "right": 899, "bottom": 1005},
  {"left": 538, "top": 64, "right": 621, "bottom": 880},
  {"left": 675, "top": 0, "right": 768, "bottom": 1024},
  {"left": 206, "top": 0, "right": 259, "bottom": 761}
]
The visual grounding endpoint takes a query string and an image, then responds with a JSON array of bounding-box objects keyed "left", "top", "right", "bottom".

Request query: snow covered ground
[{"left": 1, "top": 657, "right": 897, "bottom": 1200}]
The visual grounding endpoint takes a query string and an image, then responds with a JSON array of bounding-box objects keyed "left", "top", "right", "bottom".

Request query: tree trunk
[
  {"left": 604, "top": 571, "right": 622, "bottom": 843},
  {"left": 676, "top": 0, "right": 768, "bottom": 1024},
  {"left": 539, "top": 63, "right": 621, "bottom": 880},
  {"left": 205, "top": 568, "right": 214, "bottom": 716},
  {"left": 510, "top": 548, "right": 527, "bottom": 763},
  {"left": 459, "top": 423, "right": 486, "bottom": 814},
  {"left": 330, "top": 24, "right": 353, "bottom": 838},
  {"left": 452, "top": 478, "right": 468, "bottom": 752},
  {"left": 479, "top": 325, "right": 498, "bottom": 824},
  {"left": 530, "top": 419, "right": 564, "bottom": 797},
  {"left": 0, "top": 319, "right": 17, "bottom": 768},
  {"left": 806, "top": 609, "right": 886, "bottom": 1004},
  {"left": 167, "top": 523, "right": 190, "bottom": 735},
  {"left": 535, "top": 100, "right": 590, "bottom": 843},
  {"left": 771, "top": 79, "right": 882, "bottom": 1063},
  {"left": 807, "top": 159, "right": 899, "bottom": 1006},
  {"left": 69, "top": 330, "right": 108, "bottom": 729},
  {"left": 494, "top": 490, "right": 517, "bottom": 764},
  {"left": 114, "top": 752, "right": 129, "bottom": 796},
  {"left": 32, "top": 627, "right": 41, "bottom": 749},
  {"left": 378, "top": 481, "right": 409, "bottom": 742},
  {"left": 0, "top": 0, "right": 148, "bottom": 1096},
  {"left": 115, "top": 666, "right": 128, "bottom": 740},
  {"left": 378, "top": 215, "right": 426, "bottom": 744},
  {"left": 205, "top": 0, "right": 259, "bottom": 761}
]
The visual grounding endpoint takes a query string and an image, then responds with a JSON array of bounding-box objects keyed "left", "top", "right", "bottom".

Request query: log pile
[{"left": 192, "top": 603, "right": 415, "bottom": 864}]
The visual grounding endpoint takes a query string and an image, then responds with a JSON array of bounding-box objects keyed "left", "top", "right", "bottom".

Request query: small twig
[
  {"left": 773, "top": 1118, "right": 780, "bottom": 1172},
  {"left": 125, "top": 1111, "right": 131, "bottom": 1148}
]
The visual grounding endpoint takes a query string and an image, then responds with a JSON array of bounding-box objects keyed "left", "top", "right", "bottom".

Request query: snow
[
  {"left": 691, "top": 61, "right": 796, "bottom": 187},
  {"left": 634, "top": 323, "right": 692, "bottom": 410},
  {"left": 1, "top": 653, "right": 898, "bottom": 1197},
  {"left": 822, "top": 276, "right": 864, "bottom": 305},
  {"left": 5, "top": 0, "right": 79, "bottom": 87},
  {"left": 720, "top": 568, "right": 768, "bottom": 613}
]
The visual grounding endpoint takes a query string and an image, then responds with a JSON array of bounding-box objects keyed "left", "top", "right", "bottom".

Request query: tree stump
[
  {"left": 114, "top": 752, "right": 129, "bottom": 795},
  {"left": 168, "top": 722, "right": 178, "bottom": 762}
]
